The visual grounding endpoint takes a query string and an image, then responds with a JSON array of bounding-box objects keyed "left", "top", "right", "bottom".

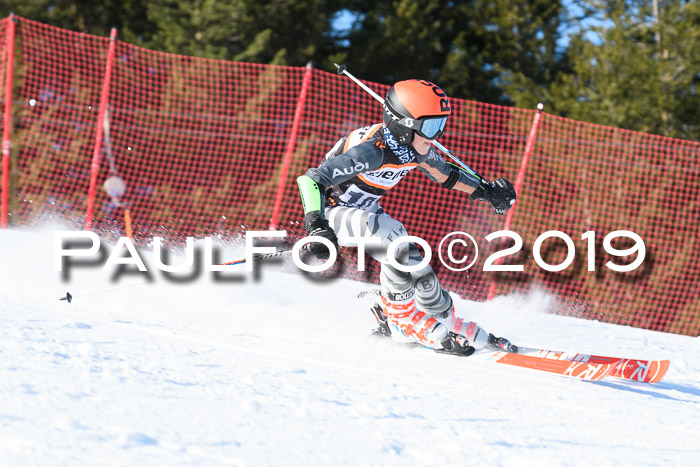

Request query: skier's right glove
[
  {"left": 469, "top": 177, "right": 516, "bottom": 215},
  {"left": 305, "top": 217, "right": 339, "bottom": 260}
]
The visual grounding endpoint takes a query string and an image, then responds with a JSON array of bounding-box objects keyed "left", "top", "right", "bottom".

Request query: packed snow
[{"left": 1, "top": 227, "right": 698, "bottom": 466}]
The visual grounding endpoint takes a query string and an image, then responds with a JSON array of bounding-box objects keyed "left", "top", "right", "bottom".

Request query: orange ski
[
  {"left": 487, "top": 352, "right": 615, "bottom": 381},
  {"left": 515, "top": 348, "right": 670, "bottom": 384}
]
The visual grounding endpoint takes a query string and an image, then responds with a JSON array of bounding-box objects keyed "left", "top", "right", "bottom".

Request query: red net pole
[
  {"left": 84, "top": 27, "right": 117, "bottom": 231},
  {"left": 1, "top": 14, "right": 16, "bottom": 229},
  {"left": 487, "top": 104, "right": 544, "bottom": 300},
  {"left": 269, "top": 62, "right": 313, "bottom": 230}
]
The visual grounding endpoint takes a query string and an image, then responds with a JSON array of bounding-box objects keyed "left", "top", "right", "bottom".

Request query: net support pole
[
  {"left": 84, "top": 27, "right": 117, "bottom": 231},
  {"left": 269, "top": 61, "right": 313, "bottom": 230},
  {"left": 1, "top": 14, "right": 16, "bottom": 229},
  {"left": 487, "top": 104, "right": 544, "bottom": 300}
]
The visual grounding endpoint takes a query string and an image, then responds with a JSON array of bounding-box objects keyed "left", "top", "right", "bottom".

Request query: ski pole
[
  {"left": 218, "top": 246, "right": 297, "bottom": 265},
  {"left": 58, "top": 245, "right": 305, "bottom": 303},
  {"left": 333, "top": 63, "right": 486, "bottom": 182}
]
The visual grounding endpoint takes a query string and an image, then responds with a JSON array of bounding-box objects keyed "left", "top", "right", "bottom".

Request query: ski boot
[
  {"left": 435, "top": 332, "right": 475, "bottom": 357},
  {"left": 488, "top": 333, "right": 518, "bottom": 353},
  {"left": 369, "top": 302, "right": 391, "bottom": 338},
  {"left": 371, "top": 301, "right": 475, "bottom": 356},
  {"left": 381, "top": 290, "right": 451, "bottom": 348}
]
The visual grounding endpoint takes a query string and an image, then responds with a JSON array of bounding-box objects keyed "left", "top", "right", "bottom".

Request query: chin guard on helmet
[{"left": 383, "top": 102, "right": 415, "bottom": 145}]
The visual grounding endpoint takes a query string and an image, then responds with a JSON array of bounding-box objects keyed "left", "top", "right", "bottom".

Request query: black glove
[
  {"left": 305, "top": 217, "right": 339, "bottom": 260},
  {"left": 469, "top": 177, "right": 517, "bottom": 215}
]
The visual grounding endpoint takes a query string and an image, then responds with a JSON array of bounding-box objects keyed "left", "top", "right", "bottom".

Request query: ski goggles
[{"left": 400, "top": 115, "right": 448, "bottom": 140}]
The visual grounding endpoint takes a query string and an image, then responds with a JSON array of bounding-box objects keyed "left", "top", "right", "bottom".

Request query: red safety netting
[
  {"left": 2, "top": 16, "right": 698, "bottom": 336},
  {"left": 4, "top": 18, "right": 111, "bottom": 228}
]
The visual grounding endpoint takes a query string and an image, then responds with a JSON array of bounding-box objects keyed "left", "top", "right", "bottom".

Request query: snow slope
[{"left": 1, "top": 228, "right": 699, "bottom": 466}]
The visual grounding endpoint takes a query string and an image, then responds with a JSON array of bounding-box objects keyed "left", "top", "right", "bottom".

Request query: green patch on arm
[{"left": 297, "top": 175, "right": 323, "bottom": 215}]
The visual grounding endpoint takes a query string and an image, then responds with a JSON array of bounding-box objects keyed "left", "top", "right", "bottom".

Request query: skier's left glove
[
  {"left": 305, "top": 217, "right": 338, "bottom": 260},
  {"left": 469, "top": 177, "right": 516, "bottom": 215}
]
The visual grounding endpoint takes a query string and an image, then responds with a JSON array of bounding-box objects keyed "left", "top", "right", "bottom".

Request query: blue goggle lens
[{"left": 419, "top": 117, "right": 447, "bottom": 139}]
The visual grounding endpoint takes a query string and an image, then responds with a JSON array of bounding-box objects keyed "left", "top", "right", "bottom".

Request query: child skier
[{"left": 297, "top": 79, "right": 517, "bottom": 355}]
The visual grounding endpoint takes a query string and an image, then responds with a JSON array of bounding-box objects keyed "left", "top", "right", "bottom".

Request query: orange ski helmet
[{"left": 383, "top": 79, "right": 451, "bottom": 145}]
